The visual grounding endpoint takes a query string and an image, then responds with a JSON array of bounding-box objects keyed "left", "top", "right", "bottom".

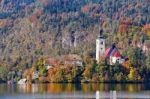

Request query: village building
[
  {"left": 110, "top": 52, "right": 125, "bottom": 65},
  {"left": 61, "top": 54, "right": 83, "bottom": 67},
  {"left": 105, "top": 44, "right": 126, "bottom": 65},
  {"left": 44, "top": 58, "right": 60, "bottom": 70},
  {"left": 136, "top": 40, "right": 150, "bottom": 55},
  {"left": 32, "top": 70, "right": 39, "bottom": 80},
  {"left": 96, "top": 30, "right": 127, "bottom": 65},
  {"left": 142, "top": 40, "right": 150, "bottom": 55}
]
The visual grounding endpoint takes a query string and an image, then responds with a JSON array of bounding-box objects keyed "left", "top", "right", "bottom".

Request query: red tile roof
[{"left": 112, "top": 52, "right": 121, "bottom": 57}]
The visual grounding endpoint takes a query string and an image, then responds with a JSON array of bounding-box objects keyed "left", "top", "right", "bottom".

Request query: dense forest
[{"left": 0, "top": 0, "right": 150, "bottom": 83}]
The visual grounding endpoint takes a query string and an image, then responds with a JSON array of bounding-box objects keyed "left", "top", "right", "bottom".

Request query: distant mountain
[{"left": 0, "top": 0, "right": 150, "bottom": 69}]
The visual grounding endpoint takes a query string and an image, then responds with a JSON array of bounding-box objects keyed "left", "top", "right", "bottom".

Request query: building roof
[
  {"left": 45, "top": 58, "right": 60, "bottom": 66},
  {"left": 105, "top": 47, "right": 117, "bottom": 57},
  {"left": 62, "top": 54, "right": 82, "bottom": 61},
  {"left": 112, "top": 52, "right": 121, "bottom": 57},
  {"left": 97, "top": 29, "right": 105, "bottom": 38},
  {"left": 105, "top": 48, "right": 111, "bottom": 57}
]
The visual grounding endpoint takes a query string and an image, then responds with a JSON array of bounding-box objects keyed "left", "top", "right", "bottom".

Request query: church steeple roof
[{"left": 98, "top": 29, "right": 104, "bottom": 38}]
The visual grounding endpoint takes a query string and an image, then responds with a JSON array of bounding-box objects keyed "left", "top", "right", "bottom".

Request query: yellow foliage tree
[{"left": 128, "top": 67, "right": 135, "bottom": 81}]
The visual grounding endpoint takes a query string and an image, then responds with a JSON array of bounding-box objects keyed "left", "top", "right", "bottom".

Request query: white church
[{"left": 96, "top": 30, "right": 127, "bottom": 65}]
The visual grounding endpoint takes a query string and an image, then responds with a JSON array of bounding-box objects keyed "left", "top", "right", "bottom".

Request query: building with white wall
[
  {"left": 96, "top": 30, "right": 105, "bottom": 63},
  {"left": 96, "top": 30, "right": 127, "bottom": 65}
]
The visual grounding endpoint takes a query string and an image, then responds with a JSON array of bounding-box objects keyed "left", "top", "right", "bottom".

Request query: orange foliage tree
[
  {"left": 118, "top": 17, "right": 132, "bottom": 34},
  {"left": 142, "top": 24, "right": 150, "bottom": 37},
  {"left": 81, "top": 5, "right": 90, "bottom": 14}
]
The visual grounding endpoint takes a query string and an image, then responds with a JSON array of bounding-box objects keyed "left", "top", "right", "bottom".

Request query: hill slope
[{"left": 0, "top": 0, "right": 150, "bottom": 68}]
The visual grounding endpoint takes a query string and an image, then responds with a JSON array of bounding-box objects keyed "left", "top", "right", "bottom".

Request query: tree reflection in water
[{"left": 0, "top": 83, "right": 149, "bottom": 95}]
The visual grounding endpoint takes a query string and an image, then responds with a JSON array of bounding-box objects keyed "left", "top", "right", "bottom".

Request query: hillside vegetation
[{"left": 0, "top": 0, "right": 150, "bottom": 82}]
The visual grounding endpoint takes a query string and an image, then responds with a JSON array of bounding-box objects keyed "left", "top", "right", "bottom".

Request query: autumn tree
[
  {"left": 145, "top": 50, "right": 150, "bottom": 81},
  {"left": 35, "top": 58, "right": 47, "bottom": 76},
  {"left": 0, "top": 66, "right": 8, "bottom": 81},
  {"left": 142, "top": 24, "right": 150, "bottom": 37}
]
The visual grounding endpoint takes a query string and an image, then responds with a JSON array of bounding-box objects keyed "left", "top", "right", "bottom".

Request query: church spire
[{"left": 98, "top": 29, "right": 104, "bottom": 38}]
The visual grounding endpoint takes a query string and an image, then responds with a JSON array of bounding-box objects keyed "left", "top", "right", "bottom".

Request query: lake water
[{"left": 0, "top": 83, "right": 150, "bottom": 99}]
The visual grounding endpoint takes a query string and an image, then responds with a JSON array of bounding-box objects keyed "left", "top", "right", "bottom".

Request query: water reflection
[{"left": 0, "top": 83, "right": 150, "bottom": 95}]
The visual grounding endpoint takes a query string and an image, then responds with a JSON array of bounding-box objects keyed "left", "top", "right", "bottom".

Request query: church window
[{"left": 117, "top": 59, "right": 119, "bottom": 62}]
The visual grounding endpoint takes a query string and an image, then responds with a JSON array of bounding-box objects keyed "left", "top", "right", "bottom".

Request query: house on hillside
[
  {"left": 96, "top": 29, "right": 128, "bottom": 65},
  {"left": 62, "top": 54, "right": 83, "bottom": 67},
  {"left": 136, "top": 40, "right": 150, "bottom": 55},
  {"left": 105, "top": 44, "right": 127, "bottom": 65},
  {"left": 32, "top": 70, "right": 39, "bottom": 80},
  {"left": 142, "top": 40, "right": 150, "bottom": 55},
  {"left": 44, "top": 58, "right": 60, "bottom": 70}
]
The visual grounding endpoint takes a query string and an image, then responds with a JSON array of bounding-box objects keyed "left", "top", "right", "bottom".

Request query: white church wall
[
  {"left": 110, "top": 56, "right": 125, "bottom": 64},
  {"left": 96, "top": 37, "right": 105, "bottom": 63}
]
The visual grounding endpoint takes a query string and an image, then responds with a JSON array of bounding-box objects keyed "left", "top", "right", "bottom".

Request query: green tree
[
  {"left": 82, "top": 59, "right": 98, "bottom": 81},
  {"left": 145, "top": 50, "right": 150, "bottom": 81},
  {"left": 93, "top": 58, "right": 109, "bottom": 82},
  {"left": 127, "top": 47, "right": 144, "bottom": 68},
  {"left": 127, "top": 48, "right": 136, "bottom": 67},
  {"left": 0, "top": 66, "right": 8, "bottom": 81},
  {"left": 146, "top": 51, "right": 150, "bottom": 70},
  {"left": 35, "top": 58, "right": 47, "bottom": 76}
]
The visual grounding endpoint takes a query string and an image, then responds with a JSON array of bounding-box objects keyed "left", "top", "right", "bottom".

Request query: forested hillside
[{"left": 0, "top": 0, "right": 150, "bottom": 81}]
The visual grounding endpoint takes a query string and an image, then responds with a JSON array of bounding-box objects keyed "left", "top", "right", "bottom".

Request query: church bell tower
[{"left": 96, "top": 29, "right": 106, "bottom": 63}]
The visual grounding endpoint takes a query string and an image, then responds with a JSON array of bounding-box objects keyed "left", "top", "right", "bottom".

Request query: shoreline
[{"left": 1, "top": 80, "right": 149, "bottom": 84}]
